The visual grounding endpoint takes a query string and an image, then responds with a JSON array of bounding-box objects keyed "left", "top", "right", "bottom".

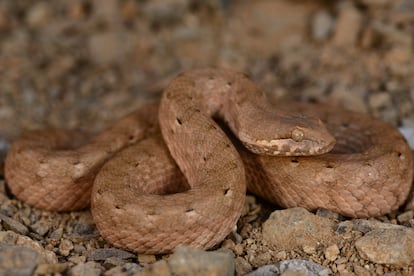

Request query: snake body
[{"left": 4, "top": 69, "right": 413, "bottom": 253}]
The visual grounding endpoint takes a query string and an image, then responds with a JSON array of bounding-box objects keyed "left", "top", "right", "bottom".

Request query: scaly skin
[{"left": 5, "top": 68, "right": 413, "bottom": 254}]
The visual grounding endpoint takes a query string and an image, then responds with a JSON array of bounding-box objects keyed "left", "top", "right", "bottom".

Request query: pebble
[
  {"left": 371, "top": 20, "right": 412, "bottom": 47},
  {"left": 139, "top": 246, "right": 235, "bottom": 275},
  {"left": 138, "top": 260, "right": 170, "bottom": 276},
  {"left": 68, "top": 255, "right": 87, "bottom": 264},
  {"left": 329, "top": 84, "right": 368, "bottom": 113},
  {"left": 137, "top": 253, "right": 157, "bottom": 264},
  {"left": 33, "top": 263, "right": 68, "bottom": 275},
  {"left": 30, "top": 219, "right": 52, "bottom": 236},
  {"left": 316, "top": 208, "right": 341, "bottom": 220},
  {"left": 397, "top": 210, "right": 414, "bottom": 224},
  {"left": 302, "top": 245, "right": 316, "bottom": 255},
  {"left": 105, "top": 263, "right": 142, "bottom": 276},
  {"left": 92, "top": 0, "right": 119, "bottom": 21},
  {"left": 353, "top": 219, "right": 406, "bottom": 234},
  {"left": 324, "top": 244, "right": 340, "bottom": 261},
  {"left": 335, "top": 220, "right": 354, "bottom": 234},
  {"left": 355, "top": 228, "right": 414, "bottom": 265},
  {"left": 311, "top": 10, "right": 335, "bottom": 42},
  {"left": 48, "top": 227, "right": 63, "bottom": 241},
  {"left": 68, "top": 261, "right": 104, "bottom": 276},
  {"left": 331, "top": 2, "right": 363, "bottom": 47},
  {"left": 87, "top": 248, "right": 136, "bottom": 261},
  {"left": 122, "top": 262, "right": 143, "bottom": 274},
  {"left": 233, "top": 243, "right": 244, "bottom": 256},
  {"left": 262, "top": 207, "right": 338, "bottom": 250},
  {"left": 0, "top": 230, "right": 58, "bottom": 264},
  {"left": 391, "top": 0, "right": 414, "bottom": 24},
  {"left": 0, "top": 213, "right": 29, "bottom": 235},
  {"left": 26, "top": 2, "right": 51, "bottom": 28},
  {"left": 368, "top": 92, "right": 391, "bottom": 110},
  {"left": 0, "top": 6, "right": 9, "bottom": 32},
  {"left": 59, "top": 239, "right": 74, "bottom": 257},
  {"left": 87, "top": 31, "right": 137, "bottom": 65},
  {"left": 72, "top": 222, "right": 98, "bottom": 237},
  {"left": 235, "top": 256, "right": 252, "bottom": 275},
  {"left": 385, "top": 46, "right": 413, "bottom": 76},
  {"left": 247, "top": 260, "right": 331, "bottom": 276},
  {"left": 142, "top": 0, "right": 189, "bottom": 25},
  {"left": 0, "top": 245, "right": 39, "bottom": 276},
  {"left": 103, "top": 256, "right": 127, "bottom": 268}
]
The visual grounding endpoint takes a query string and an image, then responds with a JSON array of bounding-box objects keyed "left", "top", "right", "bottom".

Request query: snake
[{"left": 4, "top": 68, "right": 413, "bottom": 254}]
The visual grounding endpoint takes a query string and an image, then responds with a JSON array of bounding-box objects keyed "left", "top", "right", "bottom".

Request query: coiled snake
[{"left": 5, "top": 68, "right": 413, "bottom": 253}]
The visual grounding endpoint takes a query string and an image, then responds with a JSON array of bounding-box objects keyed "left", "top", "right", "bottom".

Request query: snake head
[{"left": 238, "top": 114, "right": 336, "bottom": 156}]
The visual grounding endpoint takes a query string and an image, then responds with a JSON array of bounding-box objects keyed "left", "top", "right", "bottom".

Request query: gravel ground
[{"left": 1, "top": 0, "right": 414, "bottom": 275}]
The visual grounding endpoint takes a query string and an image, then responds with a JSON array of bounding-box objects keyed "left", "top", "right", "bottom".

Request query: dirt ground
[{"left": 0, "top": 0, "right": 414, "bottom": 275}]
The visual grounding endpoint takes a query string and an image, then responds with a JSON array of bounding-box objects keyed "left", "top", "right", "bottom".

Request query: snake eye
[{"left": 291, "top": 128, "right": 304, "bottom": 142}]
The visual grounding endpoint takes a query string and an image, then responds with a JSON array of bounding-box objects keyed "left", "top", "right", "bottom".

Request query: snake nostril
[
  {"left": 398, "top": 152, "right": 406, "bottom": 160},
  {"left": 128, "top": 135, "right": 136, "bottom": 143},
  {"left": 224, "top": 188, "right": 230, "bottom": 196},
  {"left": 176, "top": 118, "right": 182, "bottom": 125}
]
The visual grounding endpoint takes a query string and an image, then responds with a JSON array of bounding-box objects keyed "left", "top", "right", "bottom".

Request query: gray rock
[
  {"left": 140, "top": 246, "right": 235, "bottom": 276},
  {"left": 68, "top": 262, "right": 103, "bottom": 276},
  {"left": 0, "top": 213, "right": 29, "bottom": 235},
  {"left": 0, "top": 245, "right": 39, "bottom": 276},
  {"left": 72, "top": 223, "right": 97, "bottom": 236},
  {"left": 262, "top": 208, "right": 338, "bottom": 250},
  {"left": 87, "top": 248, "right": 136, "bottom": 261},
  {"left": 311, "top": 10, "right": 334, "bottom": 41},
  {"left": 355, "top": 228, "right": 414, "bottom": 265},
  {"left": 353, "top": 219, "right": 406, "bottom": 234},
  {"left": 247, "top": 260, "right": 331, "bottom": 276}
]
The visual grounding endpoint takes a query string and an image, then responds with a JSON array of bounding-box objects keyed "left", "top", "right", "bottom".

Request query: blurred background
[{"left": 0, "top": 0, "right": 413, "bottom": 160}]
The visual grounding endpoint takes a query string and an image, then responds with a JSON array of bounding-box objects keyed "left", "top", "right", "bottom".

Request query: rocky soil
[{"left": 1, "top": 0, "right": 414, "bottom": 275}]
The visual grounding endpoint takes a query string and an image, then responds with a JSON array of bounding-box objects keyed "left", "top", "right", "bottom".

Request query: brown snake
[{"left": 5, "top": 68, "right": 413, "bottom": 254}]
